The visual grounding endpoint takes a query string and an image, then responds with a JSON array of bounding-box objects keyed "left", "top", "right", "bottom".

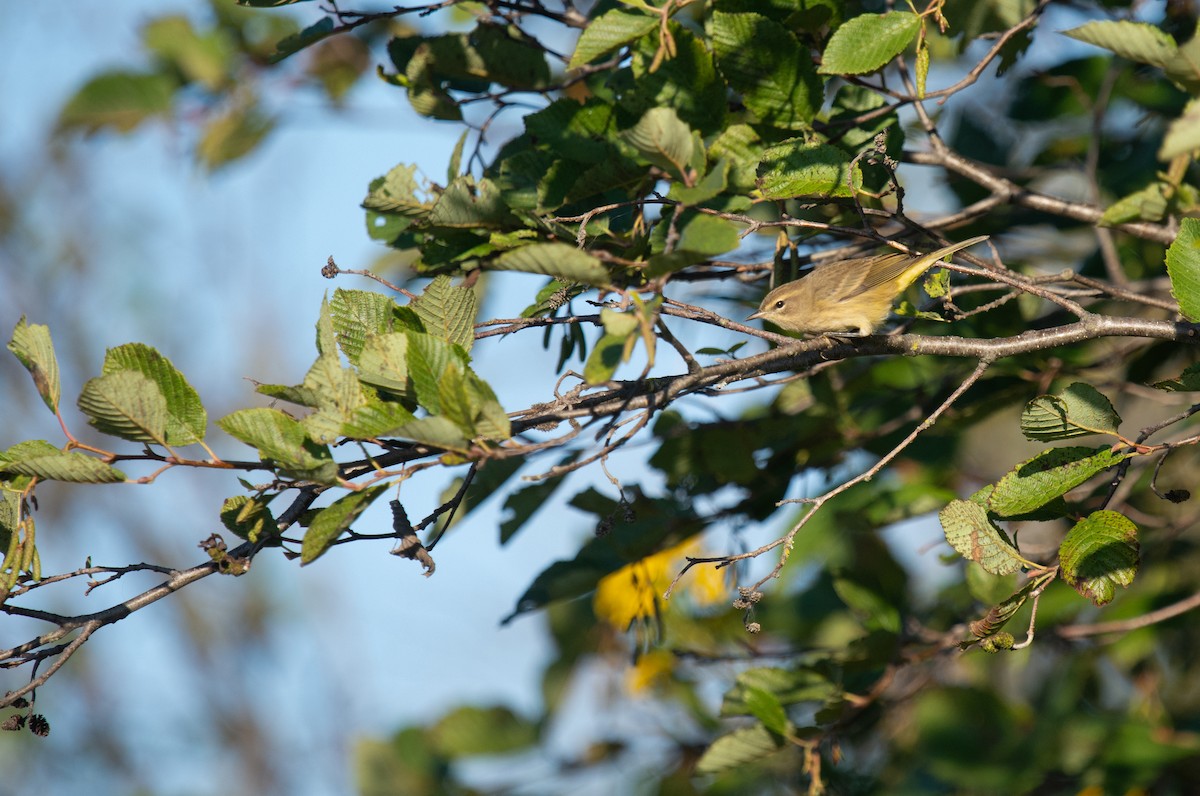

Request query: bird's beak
[{"left": 745, "top": 310, "right": 764, "bottom": 322}]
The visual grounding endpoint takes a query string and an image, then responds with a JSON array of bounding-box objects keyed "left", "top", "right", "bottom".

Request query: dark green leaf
[
  {"left": 1059, "top": 510, "right": 1139, "bottom": 606},
  {"left": 301, "top": 484, "right": 388, "bottom": 564}
]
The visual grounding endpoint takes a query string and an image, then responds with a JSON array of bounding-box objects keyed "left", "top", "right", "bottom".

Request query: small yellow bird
[{"left": 747, "top": 235, "right": 989, "bottom": 336}]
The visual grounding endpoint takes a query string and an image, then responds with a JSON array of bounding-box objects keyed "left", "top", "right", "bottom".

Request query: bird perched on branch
[{"left": 747, "top": 235, "right": 989, "bottom": 336}]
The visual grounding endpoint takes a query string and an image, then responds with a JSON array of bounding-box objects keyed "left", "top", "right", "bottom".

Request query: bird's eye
[{"left": 774, "top": 300, "right": 785, "bottom": 310}]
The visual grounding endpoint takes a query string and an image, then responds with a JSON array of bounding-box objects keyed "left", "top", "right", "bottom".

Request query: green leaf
[
  {"left": 330, "top": 289, "right": 404, "bottom": 364},
  {"left": 1152, "top": 361, "right": 1200, "bottom": 391},
  {"left": 102, "top": 343, "right": 207, "bottom": 445},
  {"left": 405, "top": 332, "right": 466, "bottom": 415},
  {"left": 197, "top": 104, "right": 275, "bottom": 169},
  {"left": 220, "top": 495, "right": 278, "bottom": 543},
  {"left": 721, "top": 667, "right": 837, "bottom": 716},
  {"left": 429, "top": 705, "right": 538, "bottom": 758},
  {"left": 1167, "top": 218, "right": 1200, "bottom": 322},
  {"left": 710, "top": 11, "right": 823, "bottom": 129},
  {"left": 584, "top": 308, "right": 640, "bottom": 385},
  {"left": 939, "top": 499, "right": 1027, "bottom": 576},
  {"left": 524, "top": 99, "right": 620, "bottom": 165},
  {"left": 967, "top": 576, "right": 1045, "bottom": 641},
  {"left": 987, "top": 446, "right": 1126, "bottom": 518},
  {"left": 493, "top": 243, "right": 609, "bottom": 286},
  {"left": 708, "top": 124, "right": 764, "bottom": 193},
  {"left": 77, "top": 370, "right": 169, "bottom": 445},
  {"left": 357, "top": 332, "right": 412, "bottom": 396},
  {"left": 301, "top": 484, "right": 388, "bottom": 564},
  {"left": 696, "top": 724, "right": 784, "bottom": 775},
  {"left": 57, "top": 71, "right": 177, "bottom": 133},
  {"left": 674, "top": 213, "right": 741, "bottom": 256},
  {"left": 410, "top": 276, "right": 478, "bottom": 352},
  {"left": 1059, "top": 510, "right": 1139, "bottom": 606},
  {"left": 1062, "top": 21, "right": 1177, "bottom": 70},
  {"left": 142, "top": 16, "right": 231, "bottom": 91},
  {"left": 818, "top": 11, "right": 921, "bottom": 75},
  {"left": 621, "top": 107, "right": 695, "bottom": 178},
  {"left": 428, "top": 177, "right": 512, "bottom": 228},
  {"left": 1099, "top": 182, "right": 1170, "bottom": 226},
  {"left": 339, "top": 401, "right": 418, "bottom": 440},
  {"left": 1160, "top": 97, "right": 1200, "bottom": 161},
  {"left": 1020, "top": 382, "right": 1122, "bottom": 440},
  {"left": 669, "top": 159, "right": 729, "bottom": 205},
  {"left": 7, "top": 318, "right": 60, "bottom": 413},
  {"left": 833, "top": 573, "right": 901, "bottom": 633},
  {"left": 569, "top": 8, "right": 658, "bottom": 68},
  {"left": 217, "top": 407, "right": 339, "bottom": 484},
  {"left": 625, "top": 24, "right": 727, "bottom": 136},
  {"left": 757, "top": 141, "right": 861, "bottom": 199},
  {"left": 386, "top": 415, "right": 471, "bottom": 452},
  {"left": 0, "top": 440, "right": 125, "bottom": 484},
  {"left": 271, "top": 17, "right": 336, "bottom": 63},
  {"left": 741, "top": 687, "right": 792, "bottom": 736},
  {"left": 363, "top": 163, "right": 430, "bottom": 217},
  {"left": 498, "top": 458, "right": 575, "bottom": 544}
]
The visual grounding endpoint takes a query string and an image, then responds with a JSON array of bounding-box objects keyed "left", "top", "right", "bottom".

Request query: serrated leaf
[
  {"left": 493, "top": 243, "right": 609, "bottom": 286},
  {"left": 301, "top": 484, "right": 387, "bottom": 564},
  {"left": 217, "top": 407, "right": 339, "bottom": 484},
  {"left": 406, "top": 332, "right": 466, "bottom": 415},
  {"left": 696, "top": 724, "right": 784, "bottom": 775},
  {"left": 1059, "top": 510, "right": 1139, "bottom": 606},
  {"left": 0, "top": 440, "right": 125, "bottom": 484},
  {"left": 569, "top": 8, "right": 658, "bottom": 68},
  {"left": 621, "top": 107, "right": 694, "bottom": 178},
  {"left": 330, "top": 289, "right": 400, "bottom": 364},
  {"left": 757, "top": 140, "right": 861, "bottom": 199},
  {"left": 8, "top": 318, "right": 60, "bottom": 413},
  {"left": 939, "top": 499, "right": 1027, "bottom": 576},
  {"left": 1062, "top": 21, "right": 1177, "bottom": 69},
  {"left": 363, "top": 163, "right": 430, "bottom": 217},
  {"left": 1167, "top": 218, "right": 1200, "bottom": 322},
  {"left": 411, "top": 276, "right": 478, "bottom": 352},
  {"left": 1020, "top": 382, "right": 1122, "bottom": 440},
  {"left": 710, "top": 11, "right": 822, "bottom": 129},
  {"left": 102, "top": 343, "right": 206, "bottom": 445},
  {"left": 77, "top": 370, "right": 169, "bottom": 445},
  {"left": 818, "top": 11, "right": 920, "bottom": 75},
  {"left": 463, "top": 372, "right": 510, "bottom": 440},
  {"left": 988, "top": 446, "right": 1127, "bottom": 518}
]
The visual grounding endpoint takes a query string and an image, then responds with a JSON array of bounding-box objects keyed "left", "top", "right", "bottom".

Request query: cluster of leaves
[{"left": 11, "top": 0, "right": 1200, "bottom": 792}]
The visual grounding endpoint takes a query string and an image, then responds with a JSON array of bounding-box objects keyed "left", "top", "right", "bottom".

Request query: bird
[{"left": 746, "top": 235, "right": 989, "bottom": 336}]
